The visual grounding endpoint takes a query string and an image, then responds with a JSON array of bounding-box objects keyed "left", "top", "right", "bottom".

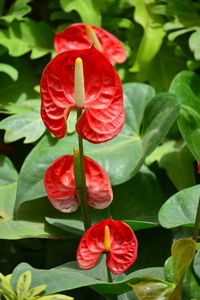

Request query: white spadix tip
[{"left": 74, "top": 57, "right": 85, "bottom": 107}]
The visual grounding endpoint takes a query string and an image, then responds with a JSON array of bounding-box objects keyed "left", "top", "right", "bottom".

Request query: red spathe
[
  {"left": 54, "top": 23, "right": 127, "bottom": 64},
  {"left": 77, "top": 218, "right": 138, "bottom": 275},
  {"left": 40, "top": 46, "right": 124, "bottom": 143},
  {"left": 44, "top": 155, "right": 113, "bottom": 213}
]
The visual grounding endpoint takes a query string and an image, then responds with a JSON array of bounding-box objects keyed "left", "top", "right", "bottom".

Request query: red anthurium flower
[
  {"left": 40, "top": 46, "right": 124, "bottom": 143},
  {"left": 77, "top": 218, "right": 138, "bottom": 275},
  {"left": 44, "top": 155, "right": 113, "bottom": 213},
  {"left": 54, "top": 23, "right": 126, "bottom": 65}
]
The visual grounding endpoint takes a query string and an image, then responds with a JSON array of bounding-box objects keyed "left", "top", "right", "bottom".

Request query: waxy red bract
[
  {"left": 40, "top": 46, "right": 124, "bottom": 143},
  {"left": 77, "top": 218, "right": 138, "bottom": 275},
  {"left": 44, "top": 155, "right": 113, "bottom": 213},
  {"left": 54, "top": 23, "right": 126, "bottom": 65}
]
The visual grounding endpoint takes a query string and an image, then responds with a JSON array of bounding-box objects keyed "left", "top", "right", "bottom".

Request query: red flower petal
[
  {"left": 44, "top": 155, "right": 113, "bottom": 213},
  {"left": 77, "top": 218, "right": 138, "bottom": 274},
  {"left": 40, "top": 46, "right": 124, "bottom": 143},
  {"left": 54, "top": 23, "right": 126, "bottom": 64}
]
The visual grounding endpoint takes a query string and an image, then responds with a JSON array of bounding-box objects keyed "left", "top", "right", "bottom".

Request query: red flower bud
[
  {"left": 77, "top": 218, "right": 138, "bottom": 275},
  {"left": 54, "top": 23, "right": 126, "bottom": 65},
  {"left": 44, "top": 155, "right": 113, "bottom": 213},
  {"left": 40, "top": 46, "right": 124, "bottom": 143}
]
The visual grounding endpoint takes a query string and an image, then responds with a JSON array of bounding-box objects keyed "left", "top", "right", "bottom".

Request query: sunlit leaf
[
  {"left": 16, "top": 271, "right": 31, "bottom": 300},
  {"left": 0, "top": 63, "right": 18, "bottom": 81}
]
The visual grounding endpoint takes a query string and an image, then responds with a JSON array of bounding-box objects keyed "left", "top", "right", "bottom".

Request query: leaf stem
[
  {"left": 192, "top": 197, "right": 200, "bottom": 242},
  {"left": 75, "top": 110, "right": 91, "bottom": 231}
]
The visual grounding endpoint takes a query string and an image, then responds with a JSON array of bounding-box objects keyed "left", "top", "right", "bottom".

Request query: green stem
[
  {"left": 107, "top": 266, "right": 113, "bottom": 283},
  {"left": 192, "top": 197, "right": 200, "bottom": 242},
  {"left": 75, "top": 110, "right": 91, "bottom": 231}
]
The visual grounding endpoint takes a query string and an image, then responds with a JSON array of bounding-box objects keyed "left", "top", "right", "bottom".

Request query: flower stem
[
  {"left": 192, "top": 197, "right": 200, "bottom": 242},
  {"left": 107, "top": 266, "right": 113, "bottom": 283},
  {"left": 75, "top": 110, "right": 91, "bottom": 231}
]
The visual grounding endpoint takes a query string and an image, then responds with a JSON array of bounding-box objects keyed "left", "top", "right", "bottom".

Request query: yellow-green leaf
[
  {"left": 16, "top": 271, "right": 32, "bottom": 300},
  {"left": 172, "top": 238, "right": 196, "bottom": 283},
  {"left": 129, "top": 276, "right": 175, "bottom": 300},
  {"left": 26, "top": 284, "right": 47, "bottom": 298}
]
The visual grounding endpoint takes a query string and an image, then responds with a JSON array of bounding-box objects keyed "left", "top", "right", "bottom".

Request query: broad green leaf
[
  {"left": 129, "top": 276, "right": 175, "bottom": 300},
  {"left": 0, "top": 155, "right": 18, "bottom": 186},
  {"left": 189, "top": 30, "right": 200, "bottom": 60},
  {"left": 146, "top": 140, "right": 195, "bottom": 190},
  {"left": 11, "top": 261, "right": 164, "bottom": 296},
  {"left": 0, "top": 19, "right": 53, "bottom": 58},
  {"left": 0, "top": 63, "right": 18, "bottom": 81},
  {"left": 0, "top": 110, "right": 46, "bottom": 143},
  {"left": 16, "top": 83, "right": 180, "bottom": 208},
  {"left": 158, "top": 185, "right": 200, "bottom": 228},
  {"left": 170, "top": 70, "right": 200, "bottom": 160},
  {"left": 16, "top": 271, "right": 32, "bottom": 300},
  {"left": 0, "top": 156, "right": 51, "bottom": 239},
  {"left": 171, "top": 238, "right": 196, "bottom": 283},
  {"left": 130, "top": 0, "right": 165, "bottom": 72},
  {"left": 193, "top": 250, "right": 200, "bottom": 280},
  {"left": 60, "top": 0, "right": 103, "bottom": 26},
  {"left": 0, "top": 0, "right": 32, "bottom": 22}
]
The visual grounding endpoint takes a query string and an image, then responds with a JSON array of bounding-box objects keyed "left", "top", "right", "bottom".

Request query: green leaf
[
  {"left": 16, "top": 271, "right": 32, "bottom": 300},
  {"left": 60, "top": 0, "right": 103, "bottom": 26},
  {"left": 0, "top": 110, "right": 46, "bottom": 143},
  {"left": 0, "top": 0, "right": 32, "bottom": 22},
  {"left": 146, "top": 140, "right": 195, "bottom": 190},
  {"left": 0, "top": 19, "right": 53, "bottom": 58},
  {"left": 26, "top": 284, "right": 47, "bottom": 298},
  {"left": 15, "top": 83, "right": 180, "bottom": 208},
  {"left": 158, "top": 185, "right": 200, "bottom": 228},
  {"left": 140, "top": 43, "right": 186, "bottom": 92},
  {"left": 129, "top": 276, "right": 175, "bottom": 300},
  {"left": 0, "top": 63, "right": 18, "bottom": 81},
  {"left": 130, "top": 0, "right": 165, "bottom": 72},
  {"left": 189, "top": 30, "right": 200, "bottom": 60},
  {"left": 170, "top": 70, "right": 200, "bottom": 160},
  {"left": 0, "top": 156, "right": 51, "bottom": 239},
  {"left": 0, "top": 155, "right": 18, "bottom": 186},
  {"left": 11, "top": 261, "right": 164, "bottom": 296}
]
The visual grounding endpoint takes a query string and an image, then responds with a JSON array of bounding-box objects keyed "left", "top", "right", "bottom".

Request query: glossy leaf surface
[
  {"left": 170, "top": 70, "right": 200, "bottom": 160},
  {"left": 44, "top": 155, "right": 112, "bottom": 212},
  {"left": 40, "top": 46, "right": 124, "bottom": 143},
  {"left": 11, "top": 261, "right": 164, "bottom": 295},
  {"left": 159, "top": 185, "right": 200, "bottom": 228},
  {"left": 77, "top": 218, "right": 138, "bottom": 274},
  {"left": 54, "top": 23, "right": 126, "bottom": 64}
]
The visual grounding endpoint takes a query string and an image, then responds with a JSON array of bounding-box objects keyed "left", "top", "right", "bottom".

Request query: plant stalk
[
  {"left": 75, "top": 110, "right": 91, "bottom": 231},
  {"left": 192, "top": 197, "right": 200, "bottom": 242}
]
